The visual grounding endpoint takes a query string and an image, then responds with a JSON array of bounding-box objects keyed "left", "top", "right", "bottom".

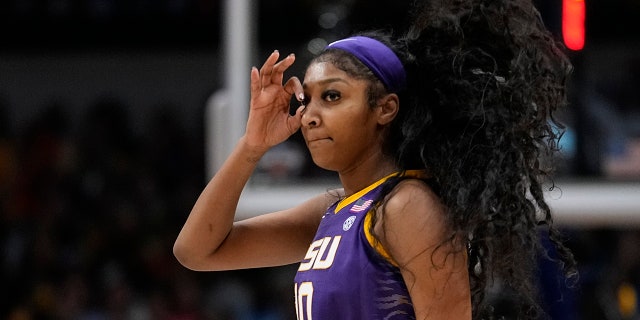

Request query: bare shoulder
[
  {"left": 383, "top": 179, "right": 447, "bottom": 229},
  {"left": 379, "top": 179, "right": 471, "bottom": 319},
  {"left": 376, "top": 179, "right": 450, "bottom": 260}
]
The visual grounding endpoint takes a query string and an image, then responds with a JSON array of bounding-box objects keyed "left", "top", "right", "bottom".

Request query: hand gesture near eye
[{"left": 245, "top": 51, "right": 305, "bottom": 152}]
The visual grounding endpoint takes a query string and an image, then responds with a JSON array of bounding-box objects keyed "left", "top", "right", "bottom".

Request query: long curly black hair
[
  {"left": 399, "top": 0, "right": 578, "bottom": 317},
  {"left": 313, "top": 0, "right": 577, "bottom": 318}
]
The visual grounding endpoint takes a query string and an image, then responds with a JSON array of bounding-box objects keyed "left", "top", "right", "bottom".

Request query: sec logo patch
[{"left": 343, "top": 215, "right": 357, "bottom": 231}]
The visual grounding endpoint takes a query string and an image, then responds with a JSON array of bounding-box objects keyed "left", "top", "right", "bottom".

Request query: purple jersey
[{"left": 294, "top": 173, "right": 418, "bottom": 319}]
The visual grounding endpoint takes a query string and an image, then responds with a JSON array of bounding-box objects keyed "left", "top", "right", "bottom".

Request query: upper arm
[
  {"left": 188, "top": 190, "right": 340, "bottom": 271},
  {"left": 378, "top": 180, "right": 471, "bottom": 319}
]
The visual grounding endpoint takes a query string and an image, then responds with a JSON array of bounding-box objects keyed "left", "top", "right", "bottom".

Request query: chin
[{"left": 309, "top": 155, "right": 339, "bottom": 172}]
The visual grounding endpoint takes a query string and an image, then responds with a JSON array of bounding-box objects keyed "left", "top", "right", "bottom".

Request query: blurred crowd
[
  {"left": 1, "top": 96, "right": 639, "bottom": 320},
  {"left": 0, "top": 98, "right": 297, "bottom": 320}
]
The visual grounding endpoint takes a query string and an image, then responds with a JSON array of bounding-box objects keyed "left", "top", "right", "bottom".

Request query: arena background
[{"left": 1, "top": 0, "right": 639, "bottom": 319}]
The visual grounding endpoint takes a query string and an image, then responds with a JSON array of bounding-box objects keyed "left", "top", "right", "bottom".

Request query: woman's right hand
[{"left": 245, "top": 50, "right": 305, "bottom": 152}]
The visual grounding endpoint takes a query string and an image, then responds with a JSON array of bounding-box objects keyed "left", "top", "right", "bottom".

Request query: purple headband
[{"left": 326, "top": 36, "right": 406, "bottom": 92}]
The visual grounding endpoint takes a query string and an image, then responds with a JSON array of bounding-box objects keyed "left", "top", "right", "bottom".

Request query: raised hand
[{"left": 245, "top": 50, "right": 305, "bottom": 151}]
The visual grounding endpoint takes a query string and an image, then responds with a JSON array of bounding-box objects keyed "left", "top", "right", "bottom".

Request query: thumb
[{"left": 286, "top": 106, "right": 304, "bottom": 134}]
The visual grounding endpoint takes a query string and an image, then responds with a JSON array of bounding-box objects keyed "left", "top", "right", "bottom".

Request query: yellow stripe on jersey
[
  {"left": 334, "top": 170, "right": 428, "bottom": 214},
  {"left": 333, "top": 173, "right": 394, "bottom": 213},
  {"left": 364, "top": 210, "right": 400, "bottom": 267},
  {"left": 334, "top": 170, "right": 429, "bottom": 266}
]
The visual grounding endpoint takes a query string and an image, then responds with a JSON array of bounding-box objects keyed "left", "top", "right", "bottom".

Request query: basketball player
[{"left": 174, "top": 0, "right": 576, "bottom": 318}]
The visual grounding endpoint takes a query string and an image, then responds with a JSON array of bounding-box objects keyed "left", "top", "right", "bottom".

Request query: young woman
[{"left": 174, "top": 0, "right": 576, "bottom": 318}]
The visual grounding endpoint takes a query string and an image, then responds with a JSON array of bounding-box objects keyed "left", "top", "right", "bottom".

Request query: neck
[{"left": 338, "top": 152, "right": 397, "bottom": 196}]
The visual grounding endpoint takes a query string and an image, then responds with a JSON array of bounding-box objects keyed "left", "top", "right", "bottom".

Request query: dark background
[
  {"left": 0, "top": 0, "right": 636, "bottom": 47},
  {"left": 0, "top": 0, "right": 639, "bottom": 319}
]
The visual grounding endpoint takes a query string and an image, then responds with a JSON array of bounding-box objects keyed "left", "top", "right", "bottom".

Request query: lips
[
  {"left": 305, "top": 135, "right": 333, "bottom": 146},
  {"left": 307, "top": 137, "right": 331, "bottom": 142},
  {"left": 307, "top": 137, "right": 332, "bottom": 145},
  {"left": 303, "top": 130, "right": 330, "bottom": 142}
]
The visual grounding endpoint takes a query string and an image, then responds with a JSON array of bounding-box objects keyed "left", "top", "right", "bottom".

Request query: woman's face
[{"left": 301, "top": 61, "right": 385, "bottom": 172}]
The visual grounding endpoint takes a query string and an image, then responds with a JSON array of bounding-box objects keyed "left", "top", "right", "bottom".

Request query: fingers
[
  {"left": 250, "top": 66, "right": 260, "bottom": 97},
  {"left": 258, "top": 50, "right": 296, "bottom": 89},
  {"left": 258, "top": 50, "right": 280, "bottom": 89},
  {"left": 283, "top": 76, "right": 304, "bottom": 103},
  {"left": 271, "top": 53, "right": 296, "bottom": 87}
]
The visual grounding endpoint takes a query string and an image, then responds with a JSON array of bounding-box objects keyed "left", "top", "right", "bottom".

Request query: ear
[{"left": 376, "top": 93, "right": 399, "bottom": 125}]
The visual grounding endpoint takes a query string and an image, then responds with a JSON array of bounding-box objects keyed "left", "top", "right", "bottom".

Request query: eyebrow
[{"left": 302, "top": 77, "right": 349, "bottom": 89}]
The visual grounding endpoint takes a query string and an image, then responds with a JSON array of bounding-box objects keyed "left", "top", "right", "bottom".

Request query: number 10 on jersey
[{"left": 294, "top": 282, "right": 313, "bottom": 320}]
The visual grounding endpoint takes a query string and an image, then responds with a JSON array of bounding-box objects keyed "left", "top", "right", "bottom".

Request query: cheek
[{"left": 338, "top": 112, "right": 379, "bottom": 141}]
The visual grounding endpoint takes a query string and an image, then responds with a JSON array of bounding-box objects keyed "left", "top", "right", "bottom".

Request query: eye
[{"left": 322, "top": 90, "right": 341, "bottom": 102}]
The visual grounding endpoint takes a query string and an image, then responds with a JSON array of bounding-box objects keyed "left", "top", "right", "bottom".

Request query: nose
[{"left": 301, "top": 102, "right": 319, "bottom": 128}]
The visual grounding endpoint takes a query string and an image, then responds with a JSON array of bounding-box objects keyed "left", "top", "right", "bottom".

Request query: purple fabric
[
  {"left": 326, "top": 36, "right": 406, "bottom": 92},
  {"left": 293, "top": 176, "right": 415, "bottom": 319}
]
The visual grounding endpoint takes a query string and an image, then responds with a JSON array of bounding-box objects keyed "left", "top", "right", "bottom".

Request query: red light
[{"left": 562, "top": 0, "right": 586, "bottom": 51}]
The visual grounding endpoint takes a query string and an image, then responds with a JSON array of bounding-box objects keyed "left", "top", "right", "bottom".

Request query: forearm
[
  {"left": 174, "top": 50, "right": 303, "bottom": 270},
  {"left": 173, "top": 136, "right": 267, "bottom": 269}
]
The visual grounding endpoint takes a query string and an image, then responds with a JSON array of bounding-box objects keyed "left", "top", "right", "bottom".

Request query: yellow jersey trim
[
  {"left": 333, "top": 170, "right": 428, "bottom": 214},
  {"left": 364, "top": 210, "right": 398, "bottom": 266},
  {"left": 334, "top": 172, "right": 397, "bottom": 213},
  {"left": 334, "top": 170, "right": 428, "bottom": 267}
]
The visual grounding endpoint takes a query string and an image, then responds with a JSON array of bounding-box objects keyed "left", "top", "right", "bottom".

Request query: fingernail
[{"left": 298, "top": 93, "right": 305, "bottom": 101}]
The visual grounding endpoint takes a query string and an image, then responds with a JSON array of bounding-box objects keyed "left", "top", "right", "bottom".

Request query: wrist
[{"left": 238, "top": 136, "right": 269, "bottom": 163}]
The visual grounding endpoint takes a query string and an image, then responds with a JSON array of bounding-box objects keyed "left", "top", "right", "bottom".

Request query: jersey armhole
[{"left": 363, "top": 210, "right": 400, "bottom": 267}]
